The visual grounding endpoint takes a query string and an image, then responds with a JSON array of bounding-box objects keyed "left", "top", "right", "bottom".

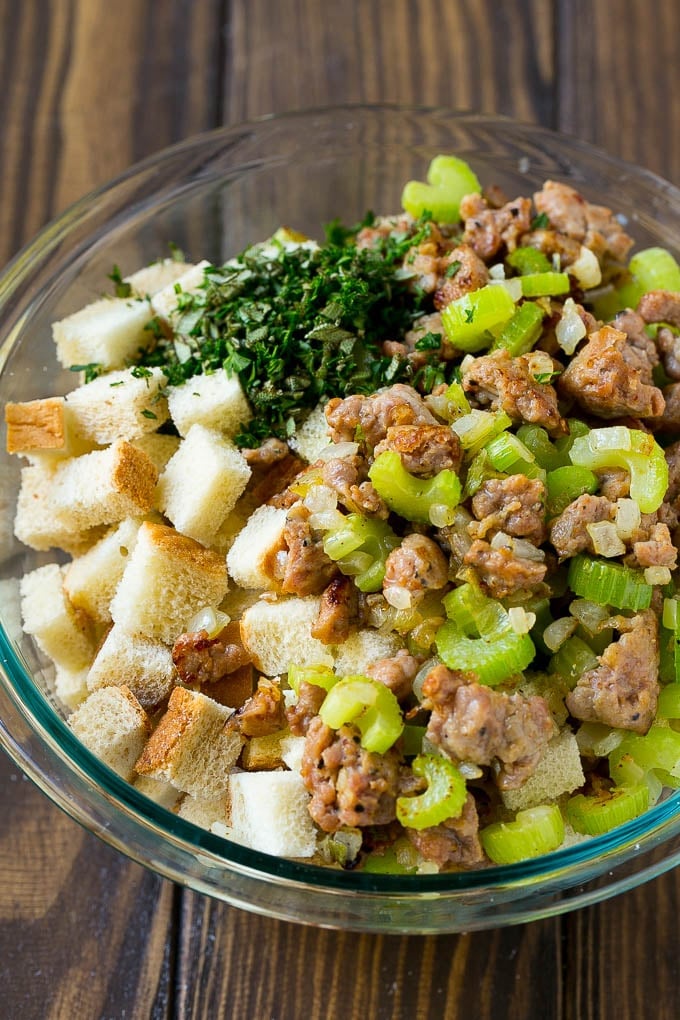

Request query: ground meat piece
[
  {"left": 422, "top": 669, "right": 555, "bottom": 790},
  {"left": 518, "top": 229, "right": 583, "bottom": 266},
  {"left": 558, "top": 325, "right": 665, "bottom": 419},
  {"left": 611, "top": 310, "right": 659, "bottom": 382},
  {"left": 281, "top": 506, "right": 338, "bottom": 596},
  {"left": 367, "top": 649, "right": 423, "bottom": 702},
  {"left": 383, "top": 533, "right": 450, "bottom": 602},
  {"left": 405, "top": 792, "right": 485, "bottom": 868},
  {"left": 532, "top": 181, "right": 633, "bottom": 262},
  {"left": 301, "top": 718, "right": 403, "bottom": 832},
  {"left": 549, "top": 494, "right": 615, "bottom": 558},
  {"left": 242, "top": 437, "right": 290, "bottom": 467},
  {"left": 665, "top": 440, "right": 680, "bottom": 504},
  {"left": 595, "top": 468, "right": 630, "bottom": 501},
  {"left": 638, "top": 289, "right": 680, "bottom": 329},
  {"left": 566, "top": 610, "right": 659, "bottom": 733},
  {"left": 462, "top": 349, "right": 567, "bottom": 435},
  {"left": 655, "top": 383, "right": 680, "bottom": 433},
  {"left": 172, "top": 623, "right": 251, "bottom": 684},
  {"left": 463, "top": 540, "right": 546, "bottom": 598},
  {"left": 656, "top": 327, "right": 680, "bottom": 381},
  {"left": 583, "top": 203, "right": 634, "bottom": 262},
  {"left": 433, "top": 244, "right": 490, "bottom": 310},
  {"left": 286, "top": 681, "right": 326, "bottom": 737},
  {"left": 373, "top": 424, "right": 463, "bottom": 478},
  {"left": 460, "top": 192, "right": 532, "bottom": 260},
  {"left": 320, "top": 455, "right": 388, "bottom": 518},
  {"left": 404, "top": 311, "right": 453, "bottom": 357},
  {"left": 229, "top": 677, "right": 285, "bottom": 738},
  {"left": 628, "top": 521, "right": 678, "bottom": 569},
  {"left": 471, "top": 475, "right": 547, "bottom": 545},
  {"left": 312, "top": 575, "right": 360, "bottom": 645},
  {"left": 325, "top": 384, "right": 437, "bottom": 449}
]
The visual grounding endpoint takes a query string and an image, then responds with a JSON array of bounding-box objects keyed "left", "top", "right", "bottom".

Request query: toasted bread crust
[
  {"left": 134, "top": 686, "right": 199, "bottom": 773},
  {"left": 5, "top": 397, "right": 66, "bottom": 453},
  {"left": 111, "top": 442, "right": 159, "bottom": 507}
]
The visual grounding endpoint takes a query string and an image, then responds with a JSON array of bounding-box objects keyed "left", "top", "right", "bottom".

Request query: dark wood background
[{"left": 1, "top": 2, "right": 679, "bottom": 1017}]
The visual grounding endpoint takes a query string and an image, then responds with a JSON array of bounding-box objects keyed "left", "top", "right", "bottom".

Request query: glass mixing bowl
[{"left": 2, "top": 106, "right": 680, "bottom": 934}]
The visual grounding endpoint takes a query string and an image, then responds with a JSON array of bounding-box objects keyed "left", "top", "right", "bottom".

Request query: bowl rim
[{"left": 2, "top": 103, "right": 680, "bottom": 913}]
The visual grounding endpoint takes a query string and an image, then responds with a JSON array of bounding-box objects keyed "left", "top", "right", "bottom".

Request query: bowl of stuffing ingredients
[{"left": 3, "top": 105, "right": 680, "bottom": 933}]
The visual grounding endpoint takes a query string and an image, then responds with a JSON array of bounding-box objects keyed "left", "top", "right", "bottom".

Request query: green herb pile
[{"left": 135, "top": 219, "right": 434, "bottom": 446}]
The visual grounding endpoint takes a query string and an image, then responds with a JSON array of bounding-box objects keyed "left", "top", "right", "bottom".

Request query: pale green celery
[
  {"left": 396, "top": 754, "right": 467, "bottom": 830},
  {"left": 401, "top": 155, "right": 481, "bottom": 222},
  {"left": 480, "top": 805, "right": 564, "bottom": 864},
  {"left": 452, "top": 409, "right": 512, "bottom": 458},
  {"left": 569, "top": 426, "right": 668, "bottom": 514},
  {"left": 441, "top": 284, "right": 516, "bottom": 352},
  {"left": 566, "top": 785, "right": 649, "bottom": 835},
  {"left": 368, "top": 450, "right": 462, "bottom": 524},
  {"left": 318, "top": 676, "right": 404, "bottom": 754}
]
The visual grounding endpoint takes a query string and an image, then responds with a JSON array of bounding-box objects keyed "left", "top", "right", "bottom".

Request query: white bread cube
[
  {"left": 501, "top": 729, "right": 585, "bottom": 813},
  {"left": 288, "top": 403, "right": 331, "bottom": 463},
  {"left": 240, "top": 596, "right": 334, "bottom": 675},
  {"left": 65, "top": 368, "right": 169, "bottom": 444},
  {"left": 150, "top": 260, "right": 211, "bottom": 326},
  {"left": 280, "top": 734, "right": 306, "bottom": 772},
  {"left": 20, "top": 563, "right": 96, "bottom": 671},
  {"left": 133, "top": 774, "right": 181, "bottom": 810},
  {"left": 69, "top": 685, "right": 151, "bottom": 780},
  {"left": 5, "top": 397, "right": 68, "bottom": 455},
  {"left": 228, "top": 770, "right": 317, "bottom": 858},
  {"left": 86, "top": 623, "right": 178, "bottom": 709},
  {"left": 54, "top": 664, "right": 90, "bottom": 710},
  {"left": 64, "top": 518, "right": 143, "bottom": 623},
  {"left": 130, "top": 432, "right": 180, "bottom": 473},
  {"left": 14, "top": 462, "right": 105, "bottom": 554},
  {"left": 334, "top": 630, "right": 405, "bottom": 677},
  {"left": 53, "top": 296, "right": 153, "bottom": 370},
  {"left": 51, "top": 440, "right": 158, "bottom": 531},
  {"left": 135, "top": 686, "right": 242, "bottom": 798},
  {"left": 111, "top": 521, "right": 228, "bottom": 642},
  {"left": 176, "top": 793, "right": 229, "bottom": 830},
  {"left": 0, "top": 577, "right": 22, "bottom": 643},
  {"left": 157, "top": 425, "right": 251, "bottom": 547},
  {"left": 125, "top": 258, "right": 195, "bottom": 298},
  {"left": 166, "top": 368, "right": 252, "bottom": 438},
  {"left": 226, "top": 504, "right": 287, "bottom": 589}
]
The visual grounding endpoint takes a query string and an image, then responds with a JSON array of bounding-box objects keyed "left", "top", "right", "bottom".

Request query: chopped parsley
[
  {"left": 69, "top": 363, "right": 102, "bottom": 383},
  {"left": 530, "top": 212, "right": 550, "bottom": 230},
  {"left": 108, "top": 265, "right": 133, "bottom": 298},
  {"left": 444, "top": 260, "right": 462, "bottom": 278},
  {"left": 414, "top": 331, "right": 443, "bottom": 351}
]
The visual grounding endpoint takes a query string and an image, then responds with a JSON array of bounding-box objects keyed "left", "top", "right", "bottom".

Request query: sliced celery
[
  {"left": 566, "top": 784, "right": 649, "bottom": 836},
  {"left": 319, "top": 676, "right": 404, "bottom": 754},
  {"left": 545, "top": 464, "right": 599, "bottom": 517},
  {"left": 323, "top": 513, "right": 400, "bottom": 593},
  {"left": 401, "top": 724, "right": 428, "bottom": 757},
  {"left": 396, "top": 754, "right": 467, "bottom": 831},
  {"left": 484, "top": 431, "right": 546, "bottom": 482},
  {"left": 441, "top": 284, "right": 516, "bottom": 352},
  {"left": 567, "top": 555, "right": 653, "bottom": 611},
  {"left": 480, "top": 804, "right": 564, "bottom": 864},
  {"left": 436, "top": 613, "right": 535, "bottom": 686},
  {"left": 569, "top": 426, "right": 668, "bottom": 514},
  {"left": 401, "top": 155, "right": 481, "bottom": 223},
  {"left": 506, "top": 247, "right": 552, "bottom": 276},
  {"left": 361, "top": 842, "right": 418, "bottom": 874},
  {"left": 613, "top": 247, "right": 680, "bottom": 311},
  {"left": 491, "top": 301, "right": 545, "bottom": 356},
  {"left": 452, "top": 409, "right": 512, "bottom": 458},
  {"left": 657, "top": 683, "right": 680, "bottom": 720},
  {"left": 520, "top": 271, "right": 570, "bottom": 298},
  {"left": 444, "top": 380, "right": 471, "bottom": 418},
  {"left": 442, "top": 582, "right": 489, "bottom": 634},
  {"left": 368, "top": 450, "right": 462, "bottom": 524},
  {"left": 609, "top": 726, "right": 680, "bottom": 783},
  {"left": 516, "top": 424, "right": 570, "bottom": 472},
  {"left": 548, "top": 634, "right": 599, "bottom": 686},
  {"left": 462, "top": 449, "right": 507, "bottom": 499},
  {"left": 287, "top": 663, "right": 338, "bottom": 696}
]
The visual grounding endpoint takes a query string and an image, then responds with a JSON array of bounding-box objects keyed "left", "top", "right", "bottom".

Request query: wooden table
[{"left": 1, "top": 2, "right": 679, "bottom": 1017}]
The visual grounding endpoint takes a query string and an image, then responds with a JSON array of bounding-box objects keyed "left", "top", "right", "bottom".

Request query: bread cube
[
  {"left": 133, "top": 774, "right": 181, "bottom": 810},
  {"left": 157, "top": 425, "right": 251, "bottom": 547},
  {"left": 150, "top": 260, "right": 211, "bottom": 326},
  {"left": 53, "top": 664, "right": 90, "bottom": 710},
  {"left": 501, "top": 729, "right": 586, "bottom": 813},
  {"left": 228, "top": 771, "right": 317, "bottom": 858},
  {"left": 166, "top": 368, "right": 252, "bottom": 438},
  {"left": 14, "top": 462, "right": 105, "bottom": 554},
  {"left": 130, "top": 432, "right": 181, "bottom": 473},
  {"left": 226, "top": 504, "right": 287, "bottom": 589},
  {"left": 20, "top": 563, "right": 96, "bottom": 671},
  {"left": 288, "top": 403, "right": 331, "bottom": 463},
  {"left": 176, "top": 793, "right": 229, "bottom": 830},
  {"left": 334, "top": 630, "right": 405, "bottom": 677},
  {"left": 64, "top": 518, "right": 143, "bottom": 623},
  {"left": 53, "top": 296, "right": 153, "bottom": 370},
  {"left": 5, "top": 397, "right": 68, "bottom": 455},
  {"left": 125, "top": 258, "right": 195, "bottom": 298},
  {"left": 69, "top": 685, "right": 151, "bottom": 781},
  {"left": 240, "top": 728, "right": 289, "bottom": 771},
  {"left": 86, "top": 623, "right": 178, "bottom": 709},
  {"left": 65, "top": 368, "right": 169, "bottom": 444},
  {"left": 240, "top": 596, "right": 334, "bottom": 675},
  {"left": 111, "top": 521, "right": 228, "bottom": 642},
  {"left": 135, "top": 687, "right": 242, "bottom": 798}
]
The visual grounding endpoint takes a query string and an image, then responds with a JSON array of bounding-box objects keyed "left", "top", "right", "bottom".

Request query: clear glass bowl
[{"left": 2, "top": 105, "right": 680, "bottom": 934}]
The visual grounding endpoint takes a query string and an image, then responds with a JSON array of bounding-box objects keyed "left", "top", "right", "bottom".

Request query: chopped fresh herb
[
  {"left": 69, "top": 363, "right": 102, "bottom": 383},
  {"left": 109, "top": 380, "right": 125, "bottom": 387},
  {"left": 324, "top": 210, "right": 375, "bottom": 246},
  {"left": 414, "top": 331, "right": 443, "bottom": 351},
  {"left": 464, "top": 307, "right": 475, "bottom": 324},
  {"left": 144, "top": 316, "right": 164, "bottom": 340},
  {"left": 141, "top": 409, "right": 158, "bottom": 420},
  {"left": 445, "top": 260, "right": 462, "bottom": 278},
  {"left": 131, "top": 365, "right": 154, "bottom": 381},
  {"left": 530, "top": 212, "right": 550, "bottom": 230},
  {"left": 108, "top": 265, "right": 133, "bottom": 298},
  {"left": 168, "top": 242, "right": 186, "bottom": 263},
  {"left": 534, "top": 370, "right": 561, "bottom": 384}
]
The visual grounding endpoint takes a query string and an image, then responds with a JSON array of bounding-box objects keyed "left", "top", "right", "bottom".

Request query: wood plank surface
[{"left": 1, "top": 2, "right": 679, "bottom": 1018}]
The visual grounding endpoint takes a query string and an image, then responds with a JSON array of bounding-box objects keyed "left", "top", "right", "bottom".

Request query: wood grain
[{"left": 2, "top": 1, "right": 680, "bottom": 1018}]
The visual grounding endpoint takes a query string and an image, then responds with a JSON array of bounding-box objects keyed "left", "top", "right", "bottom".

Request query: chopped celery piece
[
  {"left": 323, "top": 514, "right": 400, "bottom": 593},
  {"left": 516, "top": 424, "right": 570, "bottom": 472},
  {"left": 506, "top": 247, "right": 552, "bottom": 276},
  {"left": 569, "top": 426, "right": 668, "bottom": 514},
  {"left": 520, "top": 271, "right": 570, "bottom": 298},
  {"left": 659, "top": 625, "right": 680, "bottom": 683},
  {"left": 566, "top": 784, "right": 649, "bottom": 836},
  {"left": 614, "top": 247, "right": 680, "bottom": 310},
  {"left": 442, "top": 582, "right": 489, "bottom": 633},
  {"left": 484, "top": 431, "right": 546, "bottom": 482},
  {"left": 609, "top": 726, "right": 680, "bottom": 783},
  {"left": 545, "top": 465, "right": 599, "bottom": 517},
  {"left": 319, "top": 676, "right": 404, "bottom": 754},
  {"left": 368, "top": 450, "right": 462, "bottom": 524},
  {"left": 657, "top": 684, "right": 680, "bottom": 720},
  {"left": 462, "top": 448, "right": 507, "bottom": 498},
  {"left": 480, "top": 804, "right": 564, "bottom": 864},
  {"left": 396, "top": 754, "right": 467, "bottom": 830},
  {"left": 568, "top": 555, "right": 653, "bottom": 611},
  {"left": 548, "top": 634, "right": 599, "bottom": 685},
  {"left": 491, "top": 301, "right": 545, "bottom": 356},
  {"left": 288, "top": 663, "right": 338, "bottom": 696},
  {"left": 361, "top": 842, "right": 418, "bottom": 874},
  {"left": 444, "top": 380, "right": 471, "bottom": 418},
  {"left": 441, "top": 284, "right": 516, "bottom": 352},
  {"left": 401, "top": 155, "right": 481, "bottom": 223},
  {"left": 452, "top": 409, "right": 512, "bottom": 458},
  {"left": 436, "top": 598, "right": 536, "bottom": 686}
]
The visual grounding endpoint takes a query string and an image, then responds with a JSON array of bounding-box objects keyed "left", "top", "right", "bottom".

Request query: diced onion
[
  {"left": 575, "top": 721, "right": 625, "bottom": 757},
  {"left": 508, "top": 606, "right": 537, "bottom": 635},
  {"left": 614, "top": 498, "right": 642, "bottom": 540},
  {"left": 304, "top": 484, "right": 338, "bottom": 513},
  {"left": 489, "top": 277, "right": 523, "bottom": 302},
  {"left": 384, "top": 585, "right": 413, "bottom": 610},
  {"left": 569, "top": 598, "right": 610, "bottom": 635},
  {"left": 318, "top": 441, "right": 359, "bottom": 461},
  {"left": 569, "top": 245, "right": 602, "bottom": 290},
  {"left": 428, "top": 503, "right": 458, "bottom": 528},
  {"left": 586, "top": 520, "right": 626, "bottom": 558},
  {"left": 555, "top": 297, "right": 587, "bottom": 355},
  {"left": 488, "top": 263, "right": 506, "bottom": 280},
  {"left": 543, "top": 616, "right": 578, "bottom": 652},
  {"left": 525, "top": 350, "right": 554, "bottom": 378},
  {"left": 457, "top": 760, "right": 485, "bottom": 780},
  {"left": 186, "top": 606, "right": 230, "bottom": 637},
  {"left": 413, "top": 657, "right": 439, "bottom": 702},
  {"left": 308, "top": 509, "right": 346, "bottom": 531},
  {"left": 644, "top": 566, "right": 672, "bottom": 586},
  {"left": 460, "top": 354, "right": 476, "bottom": 373},
  {"left": 490, "top": 531, "right": 546, "bottom": 562}
]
